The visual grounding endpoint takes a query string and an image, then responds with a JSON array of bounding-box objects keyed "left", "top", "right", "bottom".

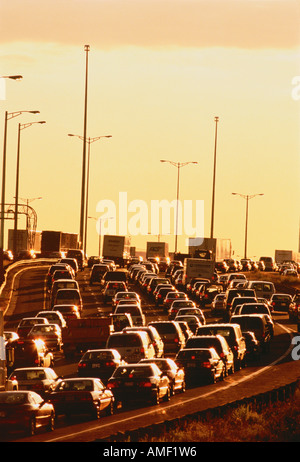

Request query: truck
[
  {"left": 0, "top": 311, "right": 17, "bottom": 390},
  {"left": 146, "top": 242, "right": 169, "bottom": 259},
  {"left": 188, "top": 237, "right": 232, "bottom": 261},
  {"left": 61, "top": 317, "right": 114, "bottom": 358},
  {"left": 183, "top": 258, "right": 215, "bottom": 285},
  {"left": 102, "top": 235, "right": 130, "bottom": 267},
  {"left": 275, "top": 250, "right": 300, "bottom": 265},
  {"left": 40, "top": 230, "right": 79, "bottom": 257}
]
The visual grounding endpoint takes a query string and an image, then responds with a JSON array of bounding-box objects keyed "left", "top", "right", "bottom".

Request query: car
[
  {"left": 51, "top": 268, "right": 74, "bottom": 287},
  {"left": 90, "top": 264, "right": 110, "bottom": 285},
  {"left": 17, "top": 317, "right": 49, "bottom": 338},
  {"left": 52, "top": 304, "right": 80, "bottom": 320},
  {"left": 283, "top": 268, "right": 298, "bottom": 278},
  {"left": 53, "top": 288, "right": 83, "bottom": 313},
  {"left": 103, "top": 281, "right": 128, "bottom": 304},
  {"left": 199, "top": 285, "right": 224, "bottom": 307},
  {"left": 66, "top": 248, "right": 86, "bottom": 270},
  {"left": 147, "top": 277, "right": 170, "bottom": 296},
  {"left": 36, "top": 310, "right": 67, "bottom": 328},
  {"left": 270, "top": 293, "right": 293, "bottom": 312},
  {"left": 49, "top": 377, "right": 114, "bottom": 419},
  {"left": 6, "top": 338, "right": 54, "bottom": 372},
  {"left": 113, "top": 303, "right": 146, "bottom": 326},
  {"left": 122, "top": 325, "right": 164, "bottom": 358},
  {"left": 148, "top": 321, "right": 186, "bottom": 355},
  {"left": 288, "top": 294, "right": 300, "bottom": 322},
  {"left": 139, "top": 358, "right": 185, "bottom": 395},
  {"left": 112, "top": 291, "right": 140, "bottom": 308},
  {"left": 27, "top": 323, "right": 62, "bottom": 351},
  {"left": 87, "top": 256, "right": 101, "bottom": 268},
  {"left": 107, "top": 363, "right": 170, "bottom": 406},
  {"left": 175, "top": 347, "right": 225, "bottom": 385},
  {"left": 106, "top": 331, "right": 155, "bottom": 363},
  {"left": 184, "top": 335, "right": 235, "bottom": 376},
  {"left": 243, "top": 331, "right": 261, "bottom": 361},
  {"left": 109, "top": 313, "right": 134, "bottom": 331},
  {"left": 223, "top": 288, "right": 256, "bottom": 320},
  {"left": 259, "top": 256, "right": 277, "bottom": 272},
  {"left": 210, "top": 293, "right": 226, "bottom": 315},
  {"left": 196, "top": 323, "right": 247, "bottom": 370},
  {"left": 174, "top": 315, "right": 203, "bottom": 335},
  {"left": 8, "top": 367, "right": 61, "bottom": 397},
  {"left": 154, "top": 286, "right": 177, "bottom": 306},
  {"left": 50, "top": 279, "right": 80, "bottom": 307},
  {"left": 77, "top": 349, "right": 126, "bottom": 382},
  {"left": 176, "top": 321, "right": 194, "bottom": 342},
  {"left": 59, "top": 257, "right": 79, "bottom": 274},
  {"left": 0, "top": 391, "right": 55, "bottom": 436},
  {"left": 168, "top": 300, "right": 198, "bottom": 320},
  {"left": 176, "top": 307, "right": 206, "bottom": 325},
  {"left": 230, "top": 314, "right": 273, "bottom": 352},
  {"left": 101, "top": 271, "right": 127, "bottom": 288},
  {"left": 230, "top": 296, "right": 258, "bottom": 316},
  {"left": 46, "top": 263, "right": 72, "bottom": 290},
  {"left": 162, "top": 291, "right": 188, "bottom": 311}
]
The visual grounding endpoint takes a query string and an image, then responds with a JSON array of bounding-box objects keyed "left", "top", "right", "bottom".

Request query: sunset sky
[{"left": 0, "top": 0, "right": 299, "bottom": 259}]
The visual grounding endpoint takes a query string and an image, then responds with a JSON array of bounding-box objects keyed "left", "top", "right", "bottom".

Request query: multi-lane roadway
[{"left": 2, "top": 262, "right": 300, "bottom": 442}]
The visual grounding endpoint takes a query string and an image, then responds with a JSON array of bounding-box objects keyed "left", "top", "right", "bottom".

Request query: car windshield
[
  {"left": 150, "top": 323, "right": 175, "bottom": 334},
  {"left": 113, "top": 365, "right": 154, "bottom": 378},
  {"left": 13, "top": 370, "right": 47, "bottom": 380},
  {"left": 108, "top": 334, "right": 141, "bottom": 347},
  {"left": 0, "top": 392, "right": 28, "bottom": 404},
  {"left": 55, "top": 380, "right": 94, "bottom": 391},
  {"left": 31, "top": 325, "right": 56, "bottom": 333}
]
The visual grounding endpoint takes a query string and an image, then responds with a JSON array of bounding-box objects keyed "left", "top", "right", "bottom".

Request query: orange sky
[{"left": 0, "top": 0, "right": 299, "bottom": 259}]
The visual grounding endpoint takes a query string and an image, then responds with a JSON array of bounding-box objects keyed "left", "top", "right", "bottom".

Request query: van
[
  {"left": 123, "top": 326, "right": 164, "bottom": 358},
  {"left": 223, "top": 288, "right": 256, "bottom": 320},
  {"left": 148, "top": 321, "right": 186, "bottom": 355},
  {"left": 53, "top": 288, "right": 83, "bottom": 313},
  {"left": 247, "top": 281, "right": 275, "bottom": 300},
  {"left": 90, "top": 264, "right": 110, "bottom": 285},
  {"left": 6, "top": 339, "right": 54, "bottom": 374},
  {"left": 259, "top": 257, "right": 276, "bottom": 272},
  {"left": 106, "top": 331, "right": 155, "bottom": 363},
  {"left": 230, "top": 314, "right": 272, "bottom": 351}
]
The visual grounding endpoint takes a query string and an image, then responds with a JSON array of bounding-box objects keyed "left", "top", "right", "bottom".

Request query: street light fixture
[
  {"left": 160, "top": 159, "right": 198, "bottom": 253},
  {"left": 13, "top": 120, "right": 46, "bottom": 257},
  {"left": 68, "top": 133, "right": 112, "bottom": 254},
  {"left": 1, "top": 75, "right": 23, "bottom": 81},
  {"left": 232, "top": 192, "right": 264, "bottom": 259},
  {"left": 1, "top": 110, "right": 40, "bottom": 249}
]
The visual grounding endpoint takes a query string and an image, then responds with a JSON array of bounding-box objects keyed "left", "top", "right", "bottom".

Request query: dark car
[
  {"left": 103, "top": 281, "right": 127, "bottom": 304},
  {"left": 155, "top": 286, "right": 177, "bottom": 306},
  {"left": 107, "top": 363, "right": 170, "bottom": 406},
  {"left": 139, "top": 358, "right": 185, "bottom": 395},
  {"left": 223, "top": 288, "right": 256, "bottom": 320},
  {"left": 185, "top": 335, "right": 235, "bottom": 376},
  {"left": 174, "top": 315, "right": 202, "bottom": 335},
  {"left": 162, "top": 291, "right": 188, "bottom": 311},
  {"left": 196, "top": 323, "right": 247, "bottom": 370},
  {"left": 230, "top": 314, "right": 273, "bottom": 352},
  {"left": 90, "top": 264, "right": 110, "bottom": 285},
  {"left": 49, "top": 377, "right": 114, "bottom": 419},
  {"left": 148, "top": 321, "right": 186, "bottom": 355},
  {"left": 175, "top": 348, "right": 225, "bottom": 385},
  {"left": 168, "top": 300, "right": 198, "bottom": 320},
  {"left": 6, "top": 339, "right": 54, "bottom": 374},
  {"left": 101, "top": 271, "right": 127, "bottom": 288},
  {"left": 270, "top": 293, "right": 293, "bottom": 312},
  {"left": 0, "top": 391, "right": 55, "bottom": 436},
  {"left": 8, "top": 367, "right": 61, "bottom": 397},
  {"left": 77, "top": 349, "right": 126, "bottom": 382},
  {"left": 289, "top": 294, "right": 300, "bottom": 322},
  {"left": 88, "top": 256, "right": 101, "bottom": 268},
  {"left": 66, "top": 249, "right": 86, "bottom": 270},
  {"left": 243, "top": 331, "right": 260, "bottom": 361}
]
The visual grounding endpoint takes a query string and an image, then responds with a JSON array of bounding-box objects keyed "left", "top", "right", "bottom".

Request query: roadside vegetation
[{"left": 138, "top": 388, "right": 300, "bottom": 442}]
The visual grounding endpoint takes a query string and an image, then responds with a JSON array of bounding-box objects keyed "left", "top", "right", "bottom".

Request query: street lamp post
[
  {"left": 1, "top": 110, "right": 39, "bottom": 249},
  {"left": 88, "top": 216, "right": 113, "bottom": 257},
  {"left": 160, "top": 160, "right": 198, "bottom": 253},
  {"left": 69, "top": 134, "right": 112, "bottom": 255},
  {"left": 210, "top": 116, "right": 219, "bottom": 239},
  {"left": 79, "top": 44, "right": 90, "bottom": 251},
  {"left": 13, "top": 121, "right": 46, "bottom": 257},
  {"left": 232, "top": 192, "right": 264, "bottom": 259}
]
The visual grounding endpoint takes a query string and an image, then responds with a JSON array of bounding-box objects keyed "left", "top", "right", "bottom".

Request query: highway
[{"left": 2, "top": 262, "right": 300, "bottom": 442}]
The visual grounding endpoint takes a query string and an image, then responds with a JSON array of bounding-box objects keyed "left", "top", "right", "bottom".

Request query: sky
[{"left": 0, "top": 0, "right": 299, "bottom": 260}]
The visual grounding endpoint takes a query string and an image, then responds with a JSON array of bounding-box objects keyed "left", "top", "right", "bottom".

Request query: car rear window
[
  {"left": 108, "top": 334, "right": 142, "bottom": 347},
  {"left": 151, "top": 323, "right": 176, "bottom": 334}
]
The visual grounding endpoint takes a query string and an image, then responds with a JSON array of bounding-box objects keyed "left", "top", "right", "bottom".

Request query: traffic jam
[{"left": 1, "top": 243, "right": 299, "bottom": 438}]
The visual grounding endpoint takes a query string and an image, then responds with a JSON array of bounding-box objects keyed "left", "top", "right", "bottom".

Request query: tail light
[
  {"left": 140, "top": 347, "right": 145, "bottom": 354},
  {"left": 139, "top": 381, "right": 152, "bottom": 388},
  {"left": 107, "top": 381, "right": 121, "bottom": 389},
  {"left": 202, "top": 361, "right": 211, "bottom": 368},
  {"left": 78, "top": 362, "right": 87, "bottom": 368},
  {"left": 105, "top": 361, "right": 115, "bottom": 367},
  {"left": 174, "top": 337, "right": 179, "bottom": 343},
  {"left": 80, "top": 393, "right": 93, "bottom": 401}
]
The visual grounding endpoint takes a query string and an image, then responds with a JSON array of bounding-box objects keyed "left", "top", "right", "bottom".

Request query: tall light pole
[
  {"left": 13, "top": 120, "right": 46, "bottom": 257},
  {"left": 160, "top": 159, "right": 198, "bottom": 253},
  {"left": 210, "top": 116, "right": 219, "bottom": 239},
  {"left": 1, "top": 110, "right": 38, "bottom": 249},
  {"left": 69, "top": 134, "right": 112, "bottom": 255},
  {"left": 88, "top": 216, "right": 113, "bottom": 257},
  {"left": 232, "top": 192, "right": 264, "bottom": 259},
  {"left": 79, "top": 44, "right": 90, "bottom": 250}
]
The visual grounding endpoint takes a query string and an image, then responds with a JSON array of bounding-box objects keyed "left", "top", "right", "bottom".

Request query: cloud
[{"left": 0, "top": 0, "right": 299, "bottom": 50}]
